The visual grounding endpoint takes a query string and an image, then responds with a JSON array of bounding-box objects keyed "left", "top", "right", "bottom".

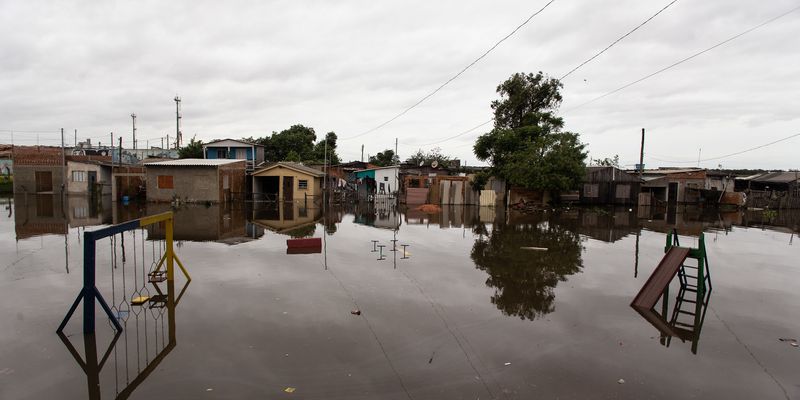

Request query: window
[
  {"left": 216, "top": 149, "right": 227, "bottom": 158},
  {"left": 72, "top": 170, "right": 86, "bottom": 182},
  {"left": 298, "top": 179, "right": 308, "bottom": 189},
  {"left": 157, "top": 175, "right": 174, "bottom": 189},
  {"left": 583, "top": 183, "right": 599, "bottom": 198},
  {"left": 384, "top": 176, "right": 389, "bottom": 181},
  {"left": 223, "top": 175, "right": 230, "bottom": 189}
]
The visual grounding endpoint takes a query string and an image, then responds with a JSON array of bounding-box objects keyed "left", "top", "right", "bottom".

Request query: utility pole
[
  {"left": 161, "top": 137, "right": 164, "bottom": 149},
  {"left": 60, "top": 128, "right": 65, "bottom": 195},
  {"left": 167, "top": 134, "right": 170, "bottom": 150},
  {"left": 361, "top": 144, "right": 364, "bottom": 162},
  {"left": 74, "top": 129, "right": 77, "bottom": 147},
  {"left": 131, "top": 113, "right": 137, "bottom": 150},
  {"left": 174, "top": 96, "right": 182, "bottom": 148},
  {"left": 118, "top": 137, "right": 122, "bottom": 167},
  {"left": 110, "top": 132, "right": 114, "bottom": 162},
  {"left": 639, "top": 128, "right": 645, "bottom": 181}
]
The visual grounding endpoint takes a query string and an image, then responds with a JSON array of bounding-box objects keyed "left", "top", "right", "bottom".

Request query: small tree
[
  {"left": 178, "top": 136, "right": 204, "bottom": 159},
  {"left": 369, "top": 149, "right": 399, "bottom": 167}
]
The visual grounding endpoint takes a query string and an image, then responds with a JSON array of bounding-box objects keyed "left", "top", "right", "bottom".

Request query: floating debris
[
  {"left": 617, "top": 379, "right": 625, "bottom": 384},
  {"left": 284, "top": 387, "right": 296, "bottom": 393},
  {"left": 520, "top": 247, "right": 547, "bottom": 251},
  {"left": 351, "top": 309, "right": 361, "bottom": 316}
]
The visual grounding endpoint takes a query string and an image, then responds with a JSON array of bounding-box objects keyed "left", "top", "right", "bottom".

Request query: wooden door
[
  {"left": 283, "top": 176, "right": 294, "bottom": 201},
  {"left": 35, "top": 171, "right": 53, "bottom": 192}
]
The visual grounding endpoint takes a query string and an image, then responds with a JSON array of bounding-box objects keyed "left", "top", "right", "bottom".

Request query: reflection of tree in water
[{"left": 471, "top": 217, "right": 583, "bottom": 320}]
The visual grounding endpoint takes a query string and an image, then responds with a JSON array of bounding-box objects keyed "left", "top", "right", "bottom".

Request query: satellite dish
[
  {"left": 419, "top": 161, "right": 425, "bottom": 167},
  {"left": 431, "top": 161, "right": 439, "bottom": 169}
]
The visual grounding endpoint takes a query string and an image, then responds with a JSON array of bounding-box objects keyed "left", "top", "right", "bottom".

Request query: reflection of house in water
[
  {"left": 13, "top": 194, "right": 111, "bottom": 240},
  {"left": 352, "top": 203, "right": 401, "bottom": 230},
  {"left": 250, "top": 202, "right": 322, "bottom": 237},
  {"left": 146, "top": 204, "right": 262, "bottom": 244}
]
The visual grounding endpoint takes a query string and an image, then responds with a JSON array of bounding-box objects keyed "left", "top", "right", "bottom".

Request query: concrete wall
[
  {"left": 374, "top": 167, "right": 399, "bottom": 194},
  {"left": 146, "top": 166, "right": 220, "bottom": 203},
  {"left": 65, "top": 161, "right": 111, "bottom": 196},
  {"left": 12, "top": 165, "right": 65, "bottom": 194}
]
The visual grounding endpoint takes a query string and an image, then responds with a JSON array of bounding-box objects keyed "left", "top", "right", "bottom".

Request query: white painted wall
[{"left": 374, "top": 167, "right": 399, "bottom": 194}]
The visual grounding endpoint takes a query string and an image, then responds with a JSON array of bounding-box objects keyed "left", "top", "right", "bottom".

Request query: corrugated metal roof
[
  {"left": 145, "top": 158, "right": 244, "bottom": 167},
  {"left": 752, "top": 171, "right": 800, "bottom": 183}
]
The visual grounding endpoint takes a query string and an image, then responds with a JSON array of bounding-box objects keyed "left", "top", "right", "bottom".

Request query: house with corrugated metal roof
[{"left": 145, "top": 158, "right": 246, "bottom": 203}]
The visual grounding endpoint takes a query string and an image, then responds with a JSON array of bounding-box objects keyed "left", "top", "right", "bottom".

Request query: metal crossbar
[{"left": 57, "top": 212, "right": 190, "bottom": 334}]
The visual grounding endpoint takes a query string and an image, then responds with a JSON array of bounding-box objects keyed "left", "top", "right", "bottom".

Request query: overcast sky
[{"left": 1, "top": 0, "right": 798, "bottom": 169}]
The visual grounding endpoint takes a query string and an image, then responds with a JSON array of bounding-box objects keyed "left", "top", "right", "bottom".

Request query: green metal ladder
[{"left": 662, "top": 229, "right": 713, "bottom": 354}]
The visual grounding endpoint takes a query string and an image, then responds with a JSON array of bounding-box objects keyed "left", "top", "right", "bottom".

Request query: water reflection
[
  {"left": 471, "top": 212, "right": 584, "bottom": 320},
  {"left": 633, "top": 270, "right": 713, "bottom": 354},
  {"left": 251, "top": 202, "right": 321, "bottom": 237},
  {"left": 13, "top": 194, "right": 112, "bottom": 240},
  {"left": 58, "top": 277, "right": 186, "bottom": 399}
]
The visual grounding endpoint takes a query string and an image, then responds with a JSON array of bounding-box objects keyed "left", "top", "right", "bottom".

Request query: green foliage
[
  {"left": 178, "top": 136, "right": 204, "bottom": 159},
  {"left": 263, "top": 124, "right": 317, "bottom": 162},
  {"left": 312, "top": 132, "right": 340, "bottom": 164},
  {"left": 246, "top": 125, "right": 340, "bottom": 164},
  {"left": 474, "top": 72, "right": 587, "bottom": 192},
  {"left": 593, "top": 155, "right": 620, "bottom": 167},
  {"left": 405, "top": 147, "right": 452, "bottom": 166},
  {"left": 471, "top": 170, "right": 491, "bottom": 191},
  {"left": 369, "top": 149, "right": 399, "bottom": 167},
  {"left": 285, "top": 150, "right": 301, "bottom": 162}
]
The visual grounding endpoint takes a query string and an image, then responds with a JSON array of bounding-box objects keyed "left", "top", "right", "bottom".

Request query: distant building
[
  {"left": 65, "top": 160, "right": 111, "bottom": 196},
  {"left": 639, "top": 168, "right": 708, "bottom": 205},
  {"left": 355, "top": 166, "right": 400, "bottom": 198},
  {"left": 203, "top": 139, "right": 265, "bottom": 171},
  {"left": 145, "top": 159, "right": 246, "bottom": 203},
  {"left": 251, "top": 162, "right": 324, "bottom": 202},
  {"left": 12, "top": 146, "right": 111, "bottom": 195},
  {"left": 580, "top": 166, "right": 641, "bottom": 206}
]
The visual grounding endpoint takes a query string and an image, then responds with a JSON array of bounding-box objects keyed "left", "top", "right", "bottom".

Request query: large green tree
[
  {"left": 369, "top": 149, "right": 399, "bottom": 167},
  {"left": 263, "top": 124, "right": 317, "bottom": 162},
  {"left": 178, "top": 136, "right": 204, "bottom": 158},
  {"left": 312, "top": 131, "right": 340, "bottom": 164},
  {"left": 474, "top": 72, "right": 587, "bottom": 193}
]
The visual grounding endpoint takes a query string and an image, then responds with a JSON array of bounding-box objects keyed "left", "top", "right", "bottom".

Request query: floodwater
[{"left": 1, "top": 194, "right": 799, "bottom": 399}]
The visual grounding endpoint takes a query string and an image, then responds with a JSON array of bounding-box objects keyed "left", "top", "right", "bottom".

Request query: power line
[
  {"left": 341, "top": 0, "right": 557, "bottom": 141},
  {"left": 351, "top": 0, "right": 678, "bottom": 148},
  {"left": 565, "top": 4, "right": 800, "bottom": 112},
  {"left": 646, "top": 132, "right": 800, "bottom": 164},
  {"left": 402, "top": 119, "right": 492, "bottom": 148},
  {"left": 559, "top": 0, "right": 679, "bottom": 80}
]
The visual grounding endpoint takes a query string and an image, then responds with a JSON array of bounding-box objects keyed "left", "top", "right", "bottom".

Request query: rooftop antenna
[{"left": 174, "top": 96, "right": 182, "bottom": 149}]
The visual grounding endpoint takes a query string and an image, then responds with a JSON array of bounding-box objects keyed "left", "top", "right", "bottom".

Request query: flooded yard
[{"left": 1, "top": 195, "right": 799, "bottom": 399}]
